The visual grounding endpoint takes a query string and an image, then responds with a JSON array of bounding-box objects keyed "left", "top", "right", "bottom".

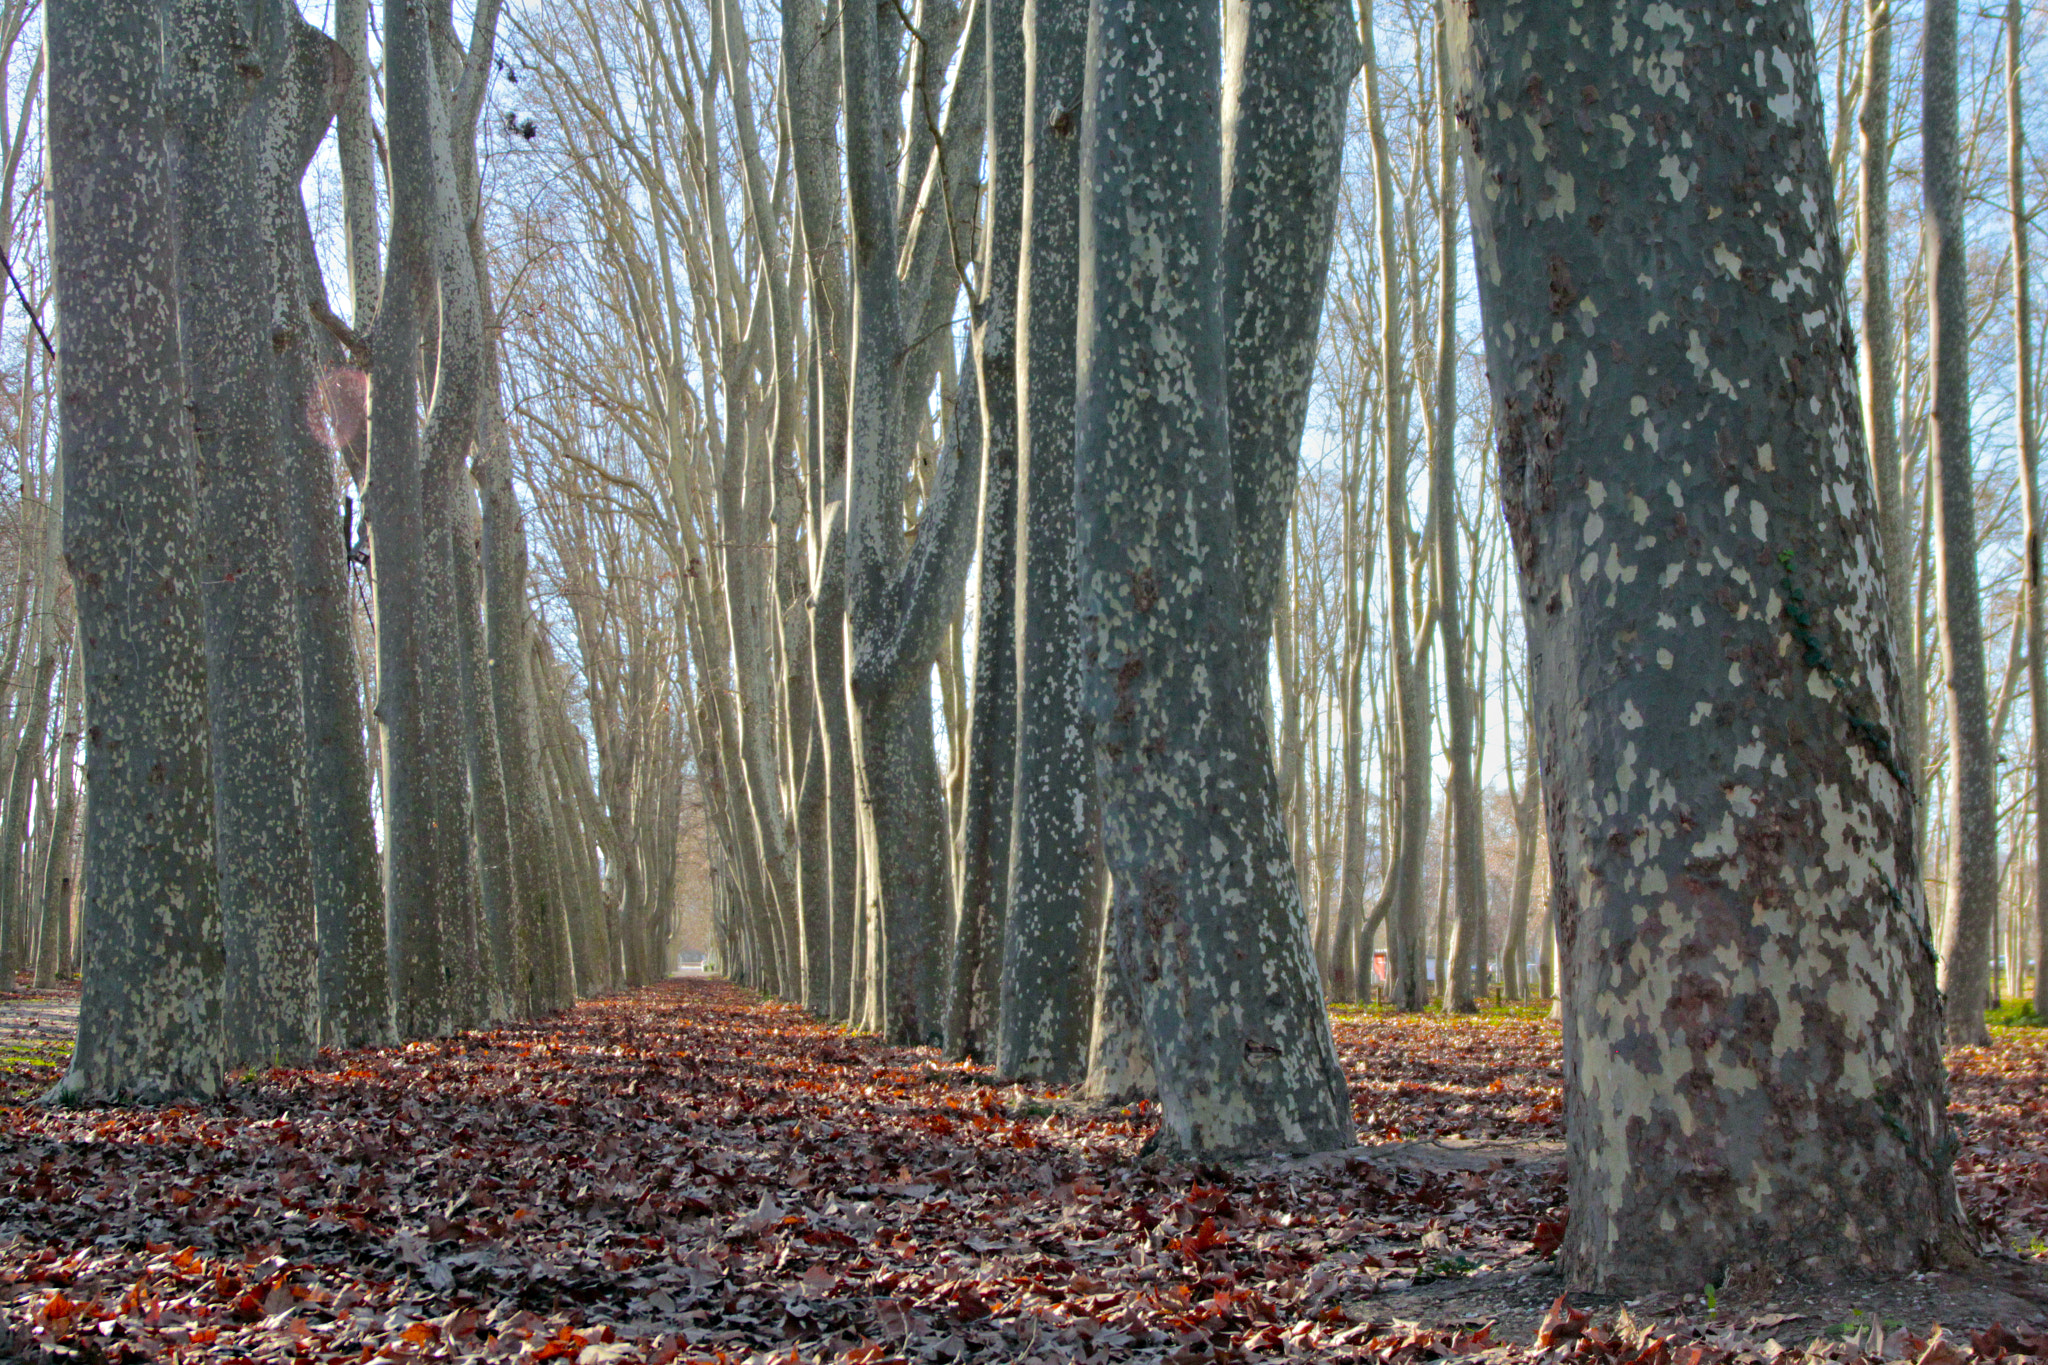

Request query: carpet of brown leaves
[{"left": 0, "top": 977, "right": 2039, "bottom": 1363}]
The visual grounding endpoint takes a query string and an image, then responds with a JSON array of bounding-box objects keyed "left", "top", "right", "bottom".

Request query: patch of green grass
[
  {"left": 0, "top": 1037, "right": 71, "bottom": 1103},
  {"left": 1986, "top": 1000, "right": 2044, "bottom": 1029}
]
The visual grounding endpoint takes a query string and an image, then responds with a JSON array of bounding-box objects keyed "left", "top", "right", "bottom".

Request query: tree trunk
[
  {"left": 47, "top": 0, "right": 225, "bottom": 1104},
  {"left": 1432, "top": 17, "right": 1485, "bottom": 1015},
  {"left": 269, "top": 1, "right": 392, "bottom": 1048},
  {"left": 1001, "top": 0, "right": 1100, "bottom": 1083},
  {"left": 33, "top": 649, "right": 79, "bottom": 990},
  {"left": 164, "top": 0, "right": 321, "bottom": 1066},
  {"left": 1858, "top": 0, "right": 1912, "bottom": 780},
  {"left": 1361, "top": 5, "right": 1430, "bottom": 1013},
  {"left": 1074, "top": 0, "right": 1352, "bottom": 1157},
  {"left": 2009, "top": 0, "right": 2048, "bottom": 1024},
  {"left": 840, "top": 0, "right": 982, "bottom": 1045},
  {"left": 946, "top": 0, "right": 1025, "bottom": 1065},
  {"left": 1926, "top": 0, "right": 1999, "bottom": 1047},
  {"left": 369, "top": 0, "right": 449, "bottom": 1040},
  {"left": 1452, "top": 0, "right": 1974, "bottom": 1288}
]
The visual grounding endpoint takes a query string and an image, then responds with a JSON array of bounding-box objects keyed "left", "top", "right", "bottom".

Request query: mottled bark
[
  {"left": 164, "top": 0, "right": 320, "bottom": 1067},
  {"left": 1452, "top": 0, "right": 1973, "bottom": 1288},
  {"left": 47, "top": 0, "right": 225, "bottom": 1104},
  {"left": 1002, "top": 0, "right": 1099, "bottom": 1083},
  {"left": 1075, "top": 0, "right": 1352, "bottom": 1157},
  {"left": 1925, "top": 0, "right": 1998, "bottom": 1046},
  {"left": 369, "top": 0, "right": 447, "bottom": 1040}
]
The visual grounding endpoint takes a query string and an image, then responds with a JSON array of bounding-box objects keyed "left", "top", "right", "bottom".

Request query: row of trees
[
  {"left": 492, "top": 0, "right": 2022, "bottom": 1292},
  {"left": 33, "top": 0, "right": 2043, "bottom": 1294},
  {"left": 499, "top": 0, "right": 2048, "bottom": 1057},
  {"left": 43, "top": 0, "right": 700, "bottom": 1103}
]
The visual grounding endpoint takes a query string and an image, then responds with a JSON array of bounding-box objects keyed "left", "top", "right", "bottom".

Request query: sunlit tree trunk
[
  {"left": 1453, "top": 0, "right": 1973, "bottom": 1288},
  {"left": 47, "top": 0, "right": 225, "bottom": 1103},
  {"left": 1926, "top": 0, "right": 1999, "bottom": 1045},
  {"left": 2009, "top": 0, "right": 2048, "bottom": 1024},
  {"left": 1433, "top": 16, "right": 1484, "bottom": 1015},
  {"left": 946, "top": 0, "right": 1024, "bottom": 1065}
]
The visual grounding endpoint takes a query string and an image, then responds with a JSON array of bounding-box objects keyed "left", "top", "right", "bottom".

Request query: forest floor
[{"left": 0, "top": 976, "right": 2041, "bottom": 1364}]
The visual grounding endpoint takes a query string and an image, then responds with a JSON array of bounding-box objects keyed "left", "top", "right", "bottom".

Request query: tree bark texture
[
  {"left": 266, "top": 0, "right": 392, "bottom": 1049},
  {"left": 48, "top": 0, "right": 225, "bottom": 1104},
  {"left": 1075, "top": 0, "right": 1352, "bottom": 1157},
  {"left": 1000, "top": 0, "right": 1099, "bottom": 1083},
  {"left": 946, "top": 0, "right": 1025, "bottom": 1066},
  {"left": 1452, "top": 0, "right": 1973, "bottom": 1289},
  {"left": 164, "top": 0, "right": 321, "bottom": 1068}
]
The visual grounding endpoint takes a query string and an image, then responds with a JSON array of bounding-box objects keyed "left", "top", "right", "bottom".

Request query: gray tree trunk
[
  {"left": 1074, "top": 0, "right": 1352, "bottom": 1157},
  {"left": 1858, "top": 0, "right": 1911, "bottom": 779},
  {"left": 368, "top": 0, "right": 448, "bottom": 1040},
  {"left": 47, "top": 0, "right": 225, "bottom": 1104},
  {"left": 1222, "top": 0, "right": 1358, "bottom": 1006},
  {"left": 2008, "top": 0, "right": 2048, "bottom": 1024},
  {"left": 267, "top": 0, "right": 391, "bottom": 1049},
  {"left": 1361, "top": 5, "right": 1430, "bottom": 1012},
  {"left": 164, "top": 0, "right": 320, "bottom": 1067},
  {"left": 1000, "top": 0, "right": 1099, "bottom": 1082},
  {"left": 33, "top": 648, "right": 79, "bottom": 990},
  {"left": 840, "top": 0, "right": 982, "bottom": 1045},
  {"left": 1452, "top": 0, "right": 1974, "bottom": 1288},
  {"left": 1431, "top": 17, "right": 1484, "bottom": 1015},
  {"left": 1925, "top": 0, "right": 1999, "bottom": 1045},
  {"left": 946, "top": 0, "right": 1024, "bottom": 1065}
]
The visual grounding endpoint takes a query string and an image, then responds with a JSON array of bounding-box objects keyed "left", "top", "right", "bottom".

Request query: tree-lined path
[{"left": 0, "top": 980, "right": 2043, "bottom": 1362}]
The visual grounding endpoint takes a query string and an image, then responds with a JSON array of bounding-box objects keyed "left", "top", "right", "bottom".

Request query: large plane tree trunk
[
  {"left": 1073, "top": 0, "right": 1352, "bottom": 1158},
  {"left": 164, "top": 0, "right": 320, "bottom": 1067},
  {"left": 47, "top": 0, "right": 225, "bottom": 1104},
  {"left": 1000, "top": 0, "right": 1099, "bottom": 1083},
  {"left": 1452, "top": 0, "right": 1974, "bottom": 1290}
]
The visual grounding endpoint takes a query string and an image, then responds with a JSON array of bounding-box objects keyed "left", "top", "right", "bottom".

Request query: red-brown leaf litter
[{"left": 0, "top": 977, "right": 2040, "bottom": 1362}]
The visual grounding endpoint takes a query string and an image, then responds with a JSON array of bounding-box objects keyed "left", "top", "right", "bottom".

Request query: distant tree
[{"left": 1924, "top": 0, "right": 2000, "bottom": 1047}]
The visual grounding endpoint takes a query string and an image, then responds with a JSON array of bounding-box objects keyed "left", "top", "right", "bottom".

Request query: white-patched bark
[
  {"left": 48, "top": 0, "right": 225, "bottom": 1104},
  {"left": 164, "top": 0, "right": 321, "bottom": 1068},
  {"left": 1452, "top": 0, "right": 1973, "bottom": 1289},
  {"left": 1075, "top": 0, "right": 1352, "bottom": 1157},
  {"left": 1001, "top": 0, "right": 1099, "bottom": 1083}
]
